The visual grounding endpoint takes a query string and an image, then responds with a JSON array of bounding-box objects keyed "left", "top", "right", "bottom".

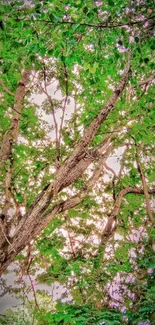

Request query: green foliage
[
  {"left": 0, "top": 309, "right": 32, "bottom": 325},
  {"left": 127, "top": 271, "right": 155, "bottom": 324},
  {"left": 36, "top": 302, "right": 122, "bottom": 325},
  {"left": 0, "top": 1, "right": 155, "bottom": 324}
]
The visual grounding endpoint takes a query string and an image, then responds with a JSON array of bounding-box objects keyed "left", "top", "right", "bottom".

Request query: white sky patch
[
  {"left": 104, "top": 146, "right": 125, "bottom": 181},
  {"left": 31, "top": 80, "right": 75, "bottom": 140}
]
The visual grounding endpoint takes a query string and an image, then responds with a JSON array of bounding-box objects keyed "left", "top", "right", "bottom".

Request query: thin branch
[
  {"left": 126, "top": 74, "right": 155, "bottom": 102},
  {"left": 104, "top": 162, "right": 117, "bottom": 177},
  {"left": 21, "top": 244, "right": 32, "bottom": 275},
  {"left": 135, "top": 74, "right": 155, "bottom": 88},
  {"left": 112, "top": 146, "right": 128, "bottom": 201},
  {"left": 41, "top": 66, "right": 60, "bottom": 164},
  {"left": 115, "top": 147, "right": 127, "bottom": 186},
  {"left": 112, "top": 187, "right": 155, "bottom": 218},
  {"left": 65, "top": 218, "right": 76, "bottom": 258},
  {"left": 0, "top": 79, "right": 14, "bottom": 96},
  {"left": 135, "top": 144, "right": 154, "bottom": 223},
  {"left": 0, "top": 220, "right": 16, "bottom": 252},
  {"left": 9, "top": 106, "right": 21, "bottom": 115},
  {"left": 58, "top": 61, "right": 69, "bottom": 151},
  {"left": 28, "top": 273, "right": 39, "bottom": 309},
  {"left": 20, "top": 16, "right": 155, "bottom": 29}
]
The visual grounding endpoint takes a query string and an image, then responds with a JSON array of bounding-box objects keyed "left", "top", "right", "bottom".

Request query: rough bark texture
[
  {"left": 0, "top": 61, "right": 130, "bottom": 274},
  {"left": 32, "top": 144, "right": 113, "bottom": 237},
  {"left": 0, "top": 71, "right": 30, "bottom": 164}
]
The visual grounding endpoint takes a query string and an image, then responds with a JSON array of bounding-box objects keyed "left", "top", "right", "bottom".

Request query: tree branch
[
  {"left": 135, "top": 145, "right": 154, "bottom": 223},
  {"left": 21, "top": 16, "right": 155, "bottom": 29},
  {"left": 126, "top": 74, "right": 155, "bottom": 102},
  {"left": 41, "top": 67, "right": 60, "bottom": 165},
  {"left": 58, "top": 61, "right": 69, "bottom": 160},
  {"left": 135, "top": 74, "right": 155, "bottom": 88},
  {"left": 0, "top": 79, "right": 14, "bottom": 96},
  {"left": 0, "top": 71, "right": 31, "bottom": 165},
  {"left": 101, "top": 186, "right": 155, "bottom": 245}
]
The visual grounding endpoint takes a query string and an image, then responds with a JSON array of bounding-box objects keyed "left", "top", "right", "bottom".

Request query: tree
[{"left": 0, "top": 0, "right": 155, "bottom": 324}]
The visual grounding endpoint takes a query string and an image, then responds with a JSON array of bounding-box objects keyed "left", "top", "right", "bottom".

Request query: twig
[
  {"left": 0, "top": 79, "right": 14, "bottom": 96},
  {"left": 21, "top": 244, "right": 32, "bottom": 275},
  {"left": 41, "top": 65, "right": 60, "bottom": 163},
  {"left": 28, "top": 273, "right": 39, "bottom": 309},
  {"left": 65, "top": 221, "right": 76, "bottom": 258},
  {"left": 134, "top": 74, "right": 155, "bottom": 88},
  {"left": 9, "top": 106, "right": 21, "bottom": 115},
  {"left": 104, "top": 162, "right": 117, "bottom": 177},
  {"left": 0, "top": 220, "right": 16, "bottom": 252},
  {"left": 126, "top": 74, "right": 155, "bottom": 102},
  {"left": 58, "top": 61, "right": 69, "bottom": 150}
]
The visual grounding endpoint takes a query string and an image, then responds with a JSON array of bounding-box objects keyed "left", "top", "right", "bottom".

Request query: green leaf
[
  {"left": 108, "top": 0, "right": 115, "bottom": 6},
  {"left": 40, "top": 47, "right": 46, "bottom": 56},
  {"left": 16, "top": 192, "right": 24, "bottom": 203}
]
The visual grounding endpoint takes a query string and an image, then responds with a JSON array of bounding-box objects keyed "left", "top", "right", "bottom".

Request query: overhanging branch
[
  {"left": 101, "top": 186, "right": 155, "bottom": 245},
  {"left": 20, "top": 16, "right": 155, "bottom": 29}
]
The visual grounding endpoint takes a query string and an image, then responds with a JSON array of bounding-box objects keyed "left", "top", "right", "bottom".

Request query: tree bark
[{"left": 0, "top": 71, "right": 30, "bottom": 165}]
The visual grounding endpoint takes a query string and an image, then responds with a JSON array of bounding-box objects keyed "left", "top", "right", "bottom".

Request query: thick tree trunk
[{"left": 0, "top": 61, "right": 130, "bottom": 274}]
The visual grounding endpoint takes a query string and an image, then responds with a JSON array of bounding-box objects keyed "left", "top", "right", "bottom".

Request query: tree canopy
[{"left": 0, "top": 0, "right": 155, "bottom": 324}]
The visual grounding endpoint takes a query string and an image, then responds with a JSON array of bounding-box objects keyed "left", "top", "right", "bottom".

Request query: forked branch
[{"left": 101, "top": 186, "right": 155, "bottom": 245}]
